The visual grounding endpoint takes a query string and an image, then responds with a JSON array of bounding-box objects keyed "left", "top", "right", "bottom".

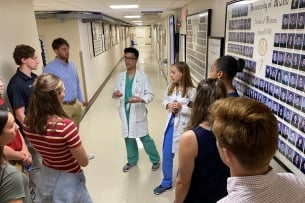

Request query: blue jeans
[
  {"left": 36, "top": 165, "right": 93, "bottom": 203},
  {"left": 161, "top": 114, "right": 175, "bottom": 187}
]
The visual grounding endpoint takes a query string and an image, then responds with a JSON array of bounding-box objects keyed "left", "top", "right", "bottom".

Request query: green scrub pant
[{"left": 124, "top": 135, "right": 160, "bottom": 164}]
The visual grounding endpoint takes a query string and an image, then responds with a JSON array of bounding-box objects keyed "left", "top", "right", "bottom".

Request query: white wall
[
  {"left": 78, "top": 21, "right": 125, "bottom": 100},
  {"left": 0, "top": 0, "right": 41, "bottom": 102}
]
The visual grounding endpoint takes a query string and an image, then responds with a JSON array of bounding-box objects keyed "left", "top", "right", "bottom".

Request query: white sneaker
[{"left": 88, "top": 153, "right": 95, "bottom": 160}]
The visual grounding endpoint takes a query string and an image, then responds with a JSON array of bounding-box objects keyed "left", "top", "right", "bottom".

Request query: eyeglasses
[{"left": 124, "top": 57, "right": 137, "bottom": 61}]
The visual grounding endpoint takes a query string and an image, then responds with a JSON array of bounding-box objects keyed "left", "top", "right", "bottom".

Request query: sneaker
[
  {"left": 122, "top": 163, "right": 136, "bottom": 172},
  {"left": 152, "top": 162, "right": 160, "bottom": 171},
  {"left": 153, "top": 185, "right": 173, "bottom": 195},
  {"left": 88, "top": 153, "right": 95, "bottom": 160}
]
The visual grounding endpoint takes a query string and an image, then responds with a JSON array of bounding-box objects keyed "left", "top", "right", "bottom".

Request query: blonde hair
[
  {"left": 209, "top": 97, "right": 278, "bottom": 170},
  {"left": 25, "top": 73, "right": 68, "bottom": 134}
]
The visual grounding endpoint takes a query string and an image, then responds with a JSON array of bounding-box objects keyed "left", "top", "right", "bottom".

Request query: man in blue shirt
[
  {"left": 44, "top": 38, "right": 94, "bottom": 160},
  {"left": 44, "top": 38, "right": 85, "bottom": 128}
]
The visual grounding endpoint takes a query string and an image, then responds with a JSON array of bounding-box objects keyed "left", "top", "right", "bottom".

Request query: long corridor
[
  {"left": 78, "top": 45, "right": 286, "bottom": 203},
  {"left": 79, "top": 45, "right": 175, "bottom": 203}
]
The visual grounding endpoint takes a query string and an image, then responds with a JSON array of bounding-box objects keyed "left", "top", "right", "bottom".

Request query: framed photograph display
[
  {"left": 104, "top": 23, "right": 111, "bottom": 50},
  {"left": 207, "top": 37, "right": 224, "bottom": 77},
  {"left": 186, "top": 9, "right": 211, "bottom": 84},
  {"left": 225, "top": 0, "right": 305, "bottom": 181},
  {"left": 91, "top": 22, "right": 104, "bottom": 56}
]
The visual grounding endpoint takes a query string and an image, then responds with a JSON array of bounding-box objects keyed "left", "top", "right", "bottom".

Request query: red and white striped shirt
[
  {"left": 23, "top": 117, "right": 82, "bottom": 173},
  {"left": 218, "top": 169, "right": 305, "bottom": 203}
]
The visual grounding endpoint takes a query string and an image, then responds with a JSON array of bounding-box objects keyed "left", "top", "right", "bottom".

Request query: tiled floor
[{"left": 79, "top": 45, "right": 287, "bottom": 203}]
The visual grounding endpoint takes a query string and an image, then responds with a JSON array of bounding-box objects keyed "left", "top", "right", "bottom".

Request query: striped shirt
[
  {"left": 23, "top": 117, "right": 82, "bottom": 173},
  {"left": 218, "top": 169, "right": 305, "bottom": 203}
]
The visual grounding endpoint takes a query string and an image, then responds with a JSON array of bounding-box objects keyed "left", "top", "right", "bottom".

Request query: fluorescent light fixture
[
  {"left": 124, "top": 15, "right": 141, "bottom": 19},
  {"left": 132, "top": 20, "right": 142, "bottom": 23},
  {"left": 110, "top": 5, "right": 138, "bottom": 9}
]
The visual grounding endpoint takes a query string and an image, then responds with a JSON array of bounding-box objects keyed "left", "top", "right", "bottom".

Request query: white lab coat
[
  {"left": 114, "top": 70, "right": 154, "bottom": 138},
  {"left": 162, "top": 85, "right": 196, "bottom": 153}
]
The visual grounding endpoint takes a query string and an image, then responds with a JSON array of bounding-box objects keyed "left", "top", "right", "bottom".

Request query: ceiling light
[
  {"left": 132, "top": 20, "right": 142, "bottom": 23},
  {"left": 124, "top": 15, "right": 141, "bottom": 19},
  {"left": 110, "top": 5, "right": 139, "bottom": 9}
]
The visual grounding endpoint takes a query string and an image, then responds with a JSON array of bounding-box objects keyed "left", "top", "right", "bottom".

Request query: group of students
[
  {"left": 0, "top": 38, "right": 93, "bottom": 202},
  {"left": 113, "top": 47, "right": 305, "bottom": 202},
  {"left": 1, "top": 43, "right": 305, "bottom": 202}
]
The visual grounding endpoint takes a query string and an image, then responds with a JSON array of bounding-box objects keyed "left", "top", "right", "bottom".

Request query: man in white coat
[{"left": 112, "top": 47, "right": 160, "bottom": 172}]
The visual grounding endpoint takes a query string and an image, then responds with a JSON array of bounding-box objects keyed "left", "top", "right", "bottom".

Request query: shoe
[
  {"left": 122, "top": 163, "right": 136, "bottom": 172},
  {"left": 30, "top": 189, "right": 36, "bottom": 201},
  {"left": 152, "top": 162, "right": 160, "bottom": 171},
  {"left": 88, "top": 153, "right": 95, "bottom": 160},
  {"left": 153, "top": 185, "right": 173, "bottom": 195}
]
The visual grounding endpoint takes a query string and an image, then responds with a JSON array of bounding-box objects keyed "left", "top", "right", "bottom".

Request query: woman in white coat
[
  {"left": 154, "top": 62, "right": 196, "bottom": 195},
  {"left": 113, "top": 47, "right": 160, "bottom": 172}
]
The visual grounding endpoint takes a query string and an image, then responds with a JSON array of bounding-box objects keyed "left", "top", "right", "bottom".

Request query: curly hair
[{"left": 13, "top": 45, "right": 35, "bottom": 65}]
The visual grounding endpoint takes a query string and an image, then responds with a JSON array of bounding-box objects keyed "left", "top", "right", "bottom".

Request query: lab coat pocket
[
  {"left": 135, "top": 104, "right": 147, "bottom": 122},
  {"left": 177, "top": 120, "right": 187, "bottom": 136}
]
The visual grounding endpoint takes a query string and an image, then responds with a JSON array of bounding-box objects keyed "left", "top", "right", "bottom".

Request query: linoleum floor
[{"left": 79, "top": 45, "right": 286, "bottom": 203}]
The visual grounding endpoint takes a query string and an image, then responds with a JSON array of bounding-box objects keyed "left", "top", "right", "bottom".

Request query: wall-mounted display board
[
  {"left": 207, "top": 37, "right": 224, "bottom": 77},
  {"left": 91, "top": 22, "right": 105, "bottom": 56},
  {"left": 111, "top": 24, "right": 117, "bottom": 46},
  {"left": 104, "top": 24, "right": 111, "bottom": 50},
  {"left": 186, "top": 9, "right": 211, "bottom": 84},
  {"left": 225, "top": 0, "right": 305, "bottom": 181}
]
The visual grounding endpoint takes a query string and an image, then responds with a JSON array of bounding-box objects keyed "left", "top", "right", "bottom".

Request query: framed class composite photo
[
  {"left": 225, "top": 0, "right": 305, "bottom": 181},
  {"left": 186, "top": 9, "right": 211, "bottom": 84}
]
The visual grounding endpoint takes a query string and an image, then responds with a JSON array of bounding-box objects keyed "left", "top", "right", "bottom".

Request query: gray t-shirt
[{"left": 0, "top": 164, "right": 31, "bottom": 203}]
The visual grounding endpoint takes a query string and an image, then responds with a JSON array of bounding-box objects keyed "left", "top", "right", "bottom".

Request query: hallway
[
  {"left": 78, "top": 45, "right": 286, "bottom": 203},
  {"left": 79, "top": 45, "right": 175, "bottom": 203}
]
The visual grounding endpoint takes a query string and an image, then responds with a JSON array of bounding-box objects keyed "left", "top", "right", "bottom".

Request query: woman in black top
[{"left": 175, "top": 79, "right": 229, "bottom": 203}]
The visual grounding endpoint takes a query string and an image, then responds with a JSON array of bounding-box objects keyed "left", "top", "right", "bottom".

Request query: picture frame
[
  {"left": 91, "top": 22, "right": 104, "bottom": 56},
  {"left": 207, "top": 36, "right": 224, "bottom": 77},
  {"left": 186, "top": 9, "right": 211, "bottom": 84}
]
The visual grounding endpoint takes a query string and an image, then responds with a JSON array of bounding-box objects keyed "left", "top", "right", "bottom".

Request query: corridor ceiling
[{"left": 32, "top": 0, "right": 193, "bottom": 25}]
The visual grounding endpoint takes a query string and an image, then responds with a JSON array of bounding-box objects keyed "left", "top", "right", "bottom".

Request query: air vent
[{"left": 141, "top": 11, "right": 163, "bottom": 15}]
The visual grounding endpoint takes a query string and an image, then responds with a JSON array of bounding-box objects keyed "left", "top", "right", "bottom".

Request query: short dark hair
[
  {"left": 52, "top": 38, "right": 69, "bottom": 50},
  {"left": 13, "top": 45, "right": 36, "bottom": 65},
  {"left": 124, "top": 47, "right": 139, "bottom": 58}
]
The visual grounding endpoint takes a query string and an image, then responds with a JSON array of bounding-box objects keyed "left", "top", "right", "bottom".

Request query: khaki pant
[{"left": 62, "top": 101, "right": 83, "bottom": 128}]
